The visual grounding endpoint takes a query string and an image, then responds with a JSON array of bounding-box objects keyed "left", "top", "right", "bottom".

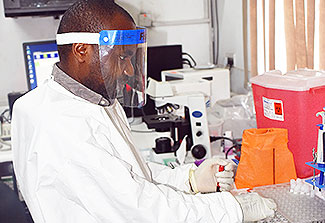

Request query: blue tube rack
[{"left": 305, "top": 161, "right": 325, "bottom": 189}]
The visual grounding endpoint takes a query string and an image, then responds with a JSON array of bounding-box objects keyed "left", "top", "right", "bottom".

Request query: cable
[
  {"left": 140, "top": 107, "right": 146, "bottom": 117},
  {"left": 210, "top": 136, "right": 237, "bottom": 146},
  {"left": 225, "top": 145, "right": 236, "bottom": 159},
  {"left": 0, "top": 138, "right": 11, "bottom": 151},
  {"left": 131, "top": 129, "right": 156, "bottom": 133},
  {"left": 182, "top": 52, "right": 197, "bottom": 67},
  {"left": 215, "top": 0, "right": 219, "bottom": 64},
  {"left": 0, "top": 109, "right": 10, "bottom": 123},
  {"left": 128, "top": 107, "right": 136, "bottom": 125},
  {"left": 0, "top": 109, "right": 9, "bottom": 117},
  {"left": 210, "top": 136, "right": 240, "bottom": 159},
  {"left": 128, "top": 89, "right": 137, "bottom": 125},
  {"left": 182, "top": 58, "right": 194, "bottom": 68}
]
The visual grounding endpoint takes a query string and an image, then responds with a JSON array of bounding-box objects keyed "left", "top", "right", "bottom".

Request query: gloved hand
[
  {"left": 189, "top": 158, "right": 235, "bottom": 193},
  {"left": 234, "top": 192, "right": 277, "bottom": 222}
]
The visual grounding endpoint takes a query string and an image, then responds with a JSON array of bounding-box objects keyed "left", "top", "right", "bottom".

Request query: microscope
[{"left": 145, "top": 77, "right": 213, "bottom": 160}]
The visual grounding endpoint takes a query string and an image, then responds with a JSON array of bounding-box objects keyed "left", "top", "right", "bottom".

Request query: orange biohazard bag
[{"left": 235, "top": 128, "right": 297, "bottom": 189}]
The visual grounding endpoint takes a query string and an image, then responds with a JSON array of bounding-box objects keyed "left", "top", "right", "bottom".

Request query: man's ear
[{"left": 71, "top": 43, "right": 91, "bottom": 63}]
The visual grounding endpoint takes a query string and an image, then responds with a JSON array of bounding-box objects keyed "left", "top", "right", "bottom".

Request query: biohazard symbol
[{"left": 274, "top": 103, "right": 283, "bottom": 115}]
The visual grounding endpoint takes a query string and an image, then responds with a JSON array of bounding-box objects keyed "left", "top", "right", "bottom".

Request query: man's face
[
  {"left": 83, "top": 17, "right": 143, "bottom": 102},
  {"left": 96, "top": 43, "right": 147, "bottom": 103},
  {"left": 100, "top": 44, "right": 137, "bottom": 85}
]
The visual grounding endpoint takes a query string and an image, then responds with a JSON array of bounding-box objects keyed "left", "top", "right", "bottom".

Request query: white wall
[
  {"left": 117, "top": 0, "right": 212, "bottom": 66},
  {"left": 0, "top": 0, "right": 211, "bottom": 106},
  {"left": 218, "top": 0, "right": 244, "bottom": 68},
  {"left": 217, "top": 0, "right": 247, "bottom": 94}
]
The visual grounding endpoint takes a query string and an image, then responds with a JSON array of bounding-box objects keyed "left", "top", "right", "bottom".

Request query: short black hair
[{"left": 57, "top": 0, "right": 135, "bottom": 62}]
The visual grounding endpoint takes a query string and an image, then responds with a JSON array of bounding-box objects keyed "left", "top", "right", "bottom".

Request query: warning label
[{"left": 262, "top": 97, "right": 284, "bottom": 121}]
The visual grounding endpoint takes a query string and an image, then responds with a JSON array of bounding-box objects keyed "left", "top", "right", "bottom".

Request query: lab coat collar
[{"left": 52, "top": 63, "right": 111, "bottom": 107}]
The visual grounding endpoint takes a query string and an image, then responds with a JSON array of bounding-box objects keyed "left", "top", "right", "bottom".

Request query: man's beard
[{"left": 82, "top": 58, "right": 117, "bottom": 102}]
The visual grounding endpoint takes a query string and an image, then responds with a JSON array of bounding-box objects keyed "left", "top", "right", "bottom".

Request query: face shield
[{"left": 56, "top": 27, "right": 147, "bottom": 108}]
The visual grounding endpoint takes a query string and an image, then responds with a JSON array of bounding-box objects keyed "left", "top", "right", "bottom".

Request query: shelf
[
  {"left": 305, "top": 177, "right": 325, "bottom": 189},
  {"left": 305, "top": 161, "right": 325, "bottom": 172}
]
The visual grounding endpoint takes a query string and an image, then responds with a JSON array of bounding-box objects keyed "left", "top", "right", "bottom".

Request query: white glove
[
  {"left": 215, "top": 169, "right": 234, "bottom": 191},
  {"left": 189, "top": 158, "right": 235, "bottom": 193},
  {"left": 234, "top": 192, "right": 277, "bottom": 222}
]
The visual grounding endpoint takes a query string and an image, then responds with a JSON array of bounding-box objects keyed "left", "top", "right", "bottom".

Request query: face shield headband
[{"left": 56, "top": 27, "right": 147, "bottom": 108}]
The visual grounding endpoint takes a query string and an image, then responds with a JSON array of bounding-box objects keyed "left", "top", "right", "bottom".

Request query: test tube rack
[{"left": 305, "top": 161, "right": 325, "bottom": 189}]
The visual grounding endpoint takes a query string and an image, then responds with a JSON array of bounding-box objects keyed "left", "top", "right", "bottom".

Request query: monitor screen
[
  {"left": 146, "top": 45, "right": 183, "bottom": 81},
  {"left": 23, "top": 40, "right": 59, "bottom": 90}
]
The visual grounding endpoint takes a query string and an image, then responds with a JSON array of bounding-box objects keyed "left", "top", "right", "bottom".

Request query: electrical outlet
[
  {"left": 138, "top": 13, "right": 152, "bottom": 27},
  {"left": 1, "top": 123, "right": 11, "bottom": 138},
  {"left": 224, "top": 53, "right": 236, "bottom": 68}
]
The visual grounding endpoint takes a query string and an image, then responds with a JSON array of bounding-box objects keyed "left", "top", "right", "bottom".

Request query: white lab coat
[{"left": 11, "top": 79, "right": 243, "bottom": 223}]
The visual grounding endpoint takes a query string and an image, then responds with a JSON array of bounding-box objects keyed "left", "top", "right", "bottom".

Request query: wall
[
  {"left": 117, "top": 0, "right": 212, "bottom": 66},
  {"left": 0, "top": 0, "right": 211, "bottom": 106},
  {"left": 217, "top": 0, "right": 248, "bottom": 94}
]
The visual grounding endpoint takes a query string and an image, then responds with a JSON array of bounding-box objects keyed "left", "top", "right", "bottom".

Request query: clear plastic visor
[{"left": 98, "top": 28, "right": 147, "bottom": 108}]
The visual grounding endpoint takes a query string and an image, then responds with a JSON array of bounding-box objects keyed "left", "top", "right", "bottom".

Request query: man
[{"left": 12, "top": 0, "right": 276, "bottom": 222}]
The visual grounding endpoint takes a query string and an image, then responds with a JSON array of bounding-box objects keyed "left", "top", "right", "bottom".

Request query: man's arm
[
  {"left": 147, "top": 162, "right": 194, "bottom": 192},
  {"left": 48, "top": 152, "right": 243, "bottom": 223}
]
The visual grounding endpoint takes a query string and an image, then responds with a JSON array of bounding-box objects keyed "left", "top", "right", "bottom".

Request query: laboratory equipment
[
  {"left": 253, "top": 182, "right": 325, "bottom": 223},
  {"left": 210, "top": 93, "right": 256, "bottom": 139},
  {"left": 154, "top": 137, "right": 172, "bottom": 153},
  {"left": 161, "top": 67, "right": 230, "bottom": 107},
  {"left": 251, "top": 69, "right": 325, "bottom": 178},
  {"left": 3, "top": 0, "right": 77, "bottom": 17},
  {"left": 23, "top": 40, "right": 59, "bottom": 90},
  {"left": 150, "top": 136, "right": 176, "bottom": 165},
  {"left": 145, "top": 67, "right": 231, "bottom": 159},
  {"left": 143, "top": 113, "right": 191, "bottom": 154},
  {"left": 222, "top": 131, "right": 233, "bottom": 155},
  {"left": 289, "top": 178, "right": 312, "bottom": 195},
  {"left": 147, "top": 136, "right": 188, "bottom": 166},
  {"left": 146, "top": 77, "right": 212, "bottom": 159},
  {"left": 305, "top": 107, "right": 325, "bottom": 189},
  {"left": 316, "top": 108, "right": 325, "bottom": 165}
]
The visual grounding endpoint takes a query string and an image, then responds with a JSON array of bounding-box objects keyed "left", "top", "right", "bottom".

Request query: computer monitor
[
  {"left": 146, "top": 44, "right": 183, "bottom": 81},
  {"left": 23, "top": 40, "right": 59, "bottom": 90}
]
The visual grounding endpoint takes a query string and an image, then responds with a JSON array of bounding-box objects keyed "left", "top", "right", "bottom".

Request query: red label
[{"left": 274, "top": 102, "right": 283, "bottom": 115}]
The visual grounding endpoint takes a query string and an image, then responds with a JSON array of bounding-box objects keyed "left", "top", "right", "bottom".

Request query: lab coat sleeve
[
  {"left": 147, "top": 161, "right": 195, "bottom": 192},
  {"left": 49, "top": 150, "right": 243, "bottom": 223}
]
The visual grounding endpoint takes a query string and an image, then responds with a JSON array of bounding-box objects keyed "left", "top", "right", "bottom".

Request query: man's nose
[{"left": 123, "top": 59, "right": 134, "bottom": 76}]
